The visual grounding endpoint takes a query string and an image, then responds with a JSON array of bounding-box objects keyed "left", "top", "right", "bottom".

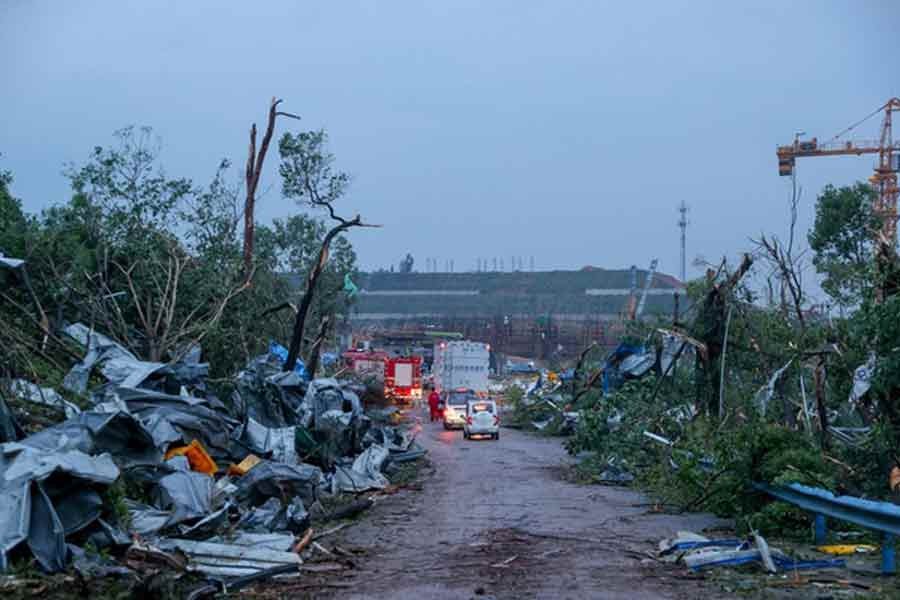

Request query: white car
[{"left": 463, "top": 399, "right": 500, "bottom": 440}]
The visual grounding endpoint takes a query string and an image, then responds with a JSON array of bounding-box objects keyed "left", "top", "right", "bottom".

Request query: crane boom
[
  {"left": 776, "top": 98, "right": 900, "bottom": 243},
  {"left": 635, "top": 259, "right": 658, "bottom": 319}
]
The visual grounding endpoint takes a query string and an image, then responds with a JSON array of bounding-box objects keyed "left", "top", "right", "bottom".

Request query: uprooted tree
[{"left": 278, "top": 130, "right": 376, "bottom": 372}]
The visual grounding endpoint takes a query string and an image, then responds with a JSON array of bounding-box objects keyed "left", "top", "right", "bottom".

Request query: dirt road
[{"left": 305, "top": 417, "right": 731, "bottom": 599}]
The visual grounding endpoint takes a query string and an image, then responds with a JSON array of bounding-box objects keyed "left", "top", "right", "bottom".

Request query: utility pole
[{"left": 677, "top": 201, "right": 689, "bottom": 282}]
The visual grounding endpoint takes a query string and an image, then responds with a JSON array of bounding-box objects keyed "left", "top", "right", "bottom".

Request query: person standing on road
[{"left": 428, "top": 388, "right": 441, "bottom": 422}]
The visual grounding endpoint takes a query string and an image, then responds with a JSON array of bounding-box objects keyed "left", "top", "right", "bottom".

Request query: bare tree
[
  {"left": 752, "top": 180, "right": 808, "bottom": 328},
  {"left": 755, "top": 235, "right": 806, "bottom": 329},
  {"left": 82, "top": 240, "right": 251, "bottom": 362},
  {"left": 278, "top": 130, "right": 378, "bottom": 372}
]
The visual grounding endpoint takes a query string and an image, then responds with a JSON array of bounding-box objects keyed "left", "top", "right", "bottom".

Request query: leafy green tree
[
  {"left": 0, "top": 168, "right": 28, "bottom": 259},
  {"left": 808, "top": 182, "right": 880, "bottom": 306}
]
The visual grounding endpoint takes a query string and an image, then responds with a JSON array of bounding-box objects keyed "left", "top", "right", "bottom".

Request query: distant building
[{"left": 345, "top": 268, "right": 685, "bottom": 360}]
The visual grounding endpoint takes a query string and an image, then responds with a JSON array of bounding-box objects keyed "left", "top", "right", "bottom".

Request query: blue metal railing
[{"left": 754, "top": 481, "right": 899, "bottom": 574}]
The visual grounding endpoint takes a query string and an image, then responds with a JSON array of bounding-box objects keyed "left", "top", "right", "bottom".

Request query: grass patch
[{"left": 388, "top": 456, "right": 429, "bottom": 487}]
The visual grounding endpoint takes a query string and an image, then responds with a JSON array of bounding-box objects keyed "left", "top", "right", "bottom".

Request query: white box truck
[{"left": 433, "top": 340, "right": 490, "bottom": 397}]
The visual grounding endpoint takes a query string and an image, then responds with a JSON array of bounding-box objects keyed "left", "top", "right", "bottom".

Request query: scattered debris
[
  {"left": 0, "top": 336, "right": 428, "bottom": 595},
  {"left": 9, "top": 379, "right": 81, "bottom": 419},
  {"left": 661, "top": 531, "right": 846, "bottom": 574},
  {"left": 156, "top": 538, "right": 301, "bottom": 577}
]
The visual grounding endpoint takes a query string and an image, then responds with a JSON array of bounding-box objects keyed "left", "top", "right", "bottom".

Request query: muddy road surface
[
  {"left": 256, "top": 422, "right": 736, "bottom": 600},
  {"left": 272, "top": 416, "right": 728, "bottom": 600}
]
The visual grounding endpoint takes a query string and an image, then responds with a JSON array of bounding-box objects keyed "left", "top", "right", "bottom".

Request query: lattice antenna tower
[{"left": 677, "top": 201, "right": 689, "bottom": 282}]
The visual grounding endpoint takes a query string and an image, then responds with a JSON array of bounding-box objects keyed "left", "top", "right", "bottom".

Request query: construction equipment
[
  {"left": 626, "top": 259, "right": 659, "bottom": 320},
  {"left": 776, "top": 98, "right": 900, "bottom": 243},
  {"left": 635, "top": 259, "right": 659, "bottom": 319}
]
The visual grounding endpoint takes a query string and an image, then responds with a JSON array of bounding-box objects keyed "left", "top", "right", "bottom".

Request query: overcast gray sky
[{"left": 3, "top": 1, "right": 898, "bottom": 285}]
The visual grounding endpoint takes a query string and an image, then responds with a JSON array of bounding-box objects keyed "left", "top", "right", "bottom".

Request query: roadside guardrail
[{"left": 754, "top": 481, "right": 899, "bottom": 574}]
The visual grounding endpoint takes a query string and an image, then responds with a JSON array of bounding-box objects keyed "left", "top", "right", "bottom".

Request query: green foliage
[
  {"left": 567, "top": 378, "right": 693, "bottom": 470},
  {"left": 661, "top": 420, "right": 832, "bottom": 535},
  {"left": 567, "top": 375, "right": 834, "bottom": 535},
  {"left": 279, "top": 129, "right": 350, "bottom": 207},
  {"left": 388, "top": 456, "right": 428, "bottom": 487},
  {"left": 102, "top": 479, "right": 132, "bottom": 528},
  {"left": 504, "top": 385, "right": 530, "bottom": 427},
  {"left": 849, "top": 296, "right": 900, "bottom": 401},
  {"left": 2, "top": 125, "right": 358, "bottom": 381},
  {"left": 808, "top": 182, "right": 879, "bottom": 306},
  {"left": 835, "top": 420, "right": 899, "bottom": 498},
  {"left": 558, "top": 181, "right": 900, "bottom": 540},
  {"left": 0, "top": 167, "right": 28, "bottom": 258}
]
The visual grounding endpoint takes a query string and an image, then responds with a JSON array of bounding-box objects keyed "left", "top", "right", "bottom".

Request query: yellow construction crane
[{"left": 776, "top": 98, "right": 900, "bottom": 243}]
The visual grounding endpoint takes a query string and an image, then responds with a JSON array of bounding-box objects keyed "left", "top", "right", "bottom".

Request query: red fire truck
[{"left": 342, "top": 350, "right": 423, "bottom": 404}]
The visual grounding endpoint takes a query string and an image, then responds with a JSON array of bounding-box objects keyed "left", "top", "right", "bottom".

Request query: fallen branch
[
  {"left": 323, "top": 497, "right": 374, "bottom": 522},
  {"left": 292, "top": 528, "right": 314, "bottom": 554},
  {"left": 490, "top": 555, "right": 519, "bottom": 568},
  {"left": 312, "top": 541, "right": 334, "bottom": 556},
  {"left": 312, "top": 522, "right": 351, "bottom": 541}
]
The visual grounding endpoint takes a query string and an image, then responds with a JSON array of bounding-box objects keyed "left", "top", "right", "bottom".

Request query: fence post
[
  {"left": 814, "top": 513, "right": 827, "bottom": 545},
  {"left": 883, "top": 533, "right": 896, "bottom": 575}
]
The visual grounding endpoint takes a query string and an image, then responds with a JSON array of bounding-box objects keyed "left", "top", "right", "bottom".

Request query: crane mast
[{"left": 776, "top": 98, "right": 900, "bottom": 243}]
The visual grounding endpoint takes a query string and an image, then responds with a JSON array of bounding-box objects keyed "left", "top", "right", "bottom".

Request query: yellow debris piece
[
  {"left": 815, "top": 544, "right": 877, "bottom": 555},
  {"left": 228, "top": 454, "right": 262, "bottom": 476}
]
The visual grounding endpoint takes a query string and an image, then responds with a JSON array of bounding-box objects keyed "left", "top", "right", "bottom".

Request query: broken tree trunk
[
  {"left": 776, "top": 366, "right": 798, "bottom": 429},
  {"left": 305, "top": 315, "right": 331, "bottom": 380},
  {"left": 696, "top": 253, "right": 753, "bottom": 416},
  {"left": 242, "top": 98, "right": 300, "bottom": 280},
  {"left": 284, "top": 216, "right": 363, "bottom": 372},
  {"left": 570, "top": 341, "right": 598, "bottom": 396}
]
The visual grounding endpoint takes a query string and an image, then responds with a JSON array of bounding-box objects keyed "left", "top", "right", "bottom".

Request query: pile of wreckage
[
  {"left": 513, "top": 333, "right": 692, "bottom": 435},
  {"left": 0, "top": 324, "right": 426, "bottom": 593}
]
